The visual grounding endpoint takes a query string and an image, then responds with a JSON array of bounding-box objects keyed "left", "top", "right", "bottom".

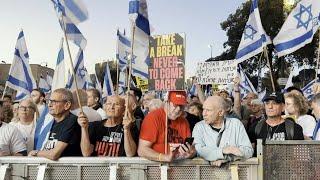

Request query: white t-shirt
[
  {"left": 96, "top": 108, "right": 108, "bottom": 120},
  {"left": 10, "top": 121, "right": 35, "bottom": 153},
  {"left": 0, "top": 122, "right": 27, "bottom": 155},
  {"left": 71, "top": 106, "right": 102, "bottom": 122},
  {"left": 297, "top": 115, "right": 316, "bottom": 137}
]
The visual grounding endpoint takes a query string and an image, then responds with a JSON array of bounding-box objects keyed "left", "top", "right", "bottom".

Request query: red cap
[{"left": 168, "top": 91, "right": 187, "bottom": 105}]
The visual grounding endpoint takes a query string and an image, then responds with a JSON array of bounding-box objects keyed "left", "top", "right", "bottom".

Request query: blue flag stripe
[
  {"left": 275, "top": 29, "right": 313, "bottom": 52},
  {"left": 236, "top": 36, "right": 265, "bottom": 59},
  {"left": 64, "top": 0, "right": 87, "bottom": 22}
]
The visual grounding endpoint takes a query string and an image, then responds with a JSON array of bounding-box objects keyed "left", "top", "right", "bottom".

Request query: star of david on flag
[
  {"left": 274, "top": 0, "right": 320, "bottom": 57},
  {"left": 238, "top": 65, "right": 257, "bottom": 99},
  {"left": 236, "top": 0, "right": 271, "bottom": 63}
]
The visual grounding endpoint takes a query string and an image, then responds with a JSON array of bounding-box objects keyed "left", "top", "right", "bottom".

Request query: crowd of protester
[{"left": 1, "top": 79, "right": 320, "bottom": 167}]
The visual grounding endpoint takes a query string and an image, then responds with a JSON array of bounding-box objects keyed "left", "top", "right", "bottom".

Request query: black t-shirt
[
  {"left": 44, "top": 113, "right": 82, "bottom": 157},
  {"left": 88, "top": 120, "right": 139, "bottom": 157},
  {"left": 248, "top": 120, "right": 304, "bottom": 143}
]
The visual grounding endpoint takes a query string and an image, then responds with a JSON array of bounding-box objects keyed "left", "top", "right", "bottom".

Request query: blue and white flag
[
  {"left": 85, "top": 70, "right": 95, "bottom": 89},
  {"left": 39, "top": 76, "right": 51, "bottom": 93},
  {"left": 236, "top": 0, "right": 271, "bottom": 63},
  {"left": 52, "top": 39, "right": 66, "bottom": 91},
  {"left": 102, "top": 62, "right": 115, "bottom": 100},
  {"left": 51, "top": 0, "right": 87, "bottom": 49},
  {"left": 15, "top": 91, "right": 28, "bottom": 101},
  {"left": 128, "top": 0, "right": 150, "bottom": 79},
  {"left": 274, "top": 0, "right": 320, "bottom": 57},
  {"left": 34, "top": 106, "right": 54, "bottom": 150},
  {"left": 94, "top": 73, "right": 102, "bottom": 93},
  {"left": 238, "top": 66, "right": 257, "bottom": 98},
  {"left": 302, "top": 79, "right": 320, "bottom": 100},
  {"left": 66, "top": 48, "right": 87, "bottom": 90},
  {"left": 52, "top": 0, "right": 88, "bottom": 24},
  {"left": 6, "top": 30, "right": 37, "bottom": 96}
]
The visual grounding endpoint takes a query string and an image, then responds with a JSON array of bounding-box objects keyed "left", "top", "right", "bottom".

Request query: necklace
[
  {"left": 105, "top": 124, "right": 121, "bottom": 142},
  {"left": 267, "top": 124, "right": 280, "bottom": 140}
]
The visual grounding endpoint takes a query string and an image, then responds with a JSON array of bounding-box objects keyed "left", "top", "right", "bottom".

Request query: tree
[{"left": 212, "top": 0, "right": 319, "bottom": 91}]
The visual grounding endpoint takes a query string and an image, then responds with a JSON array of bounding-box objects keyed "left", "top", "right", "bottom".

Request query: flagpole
[
  {"left": 315, "top": 31, "right": 320, "bottom": 80},
  {"left": 1, "top": 85, "right": 7, "bottom": 100},
  {"left": 264, "top": 47, "right": 276, "bottom": 92},
  {"left": 116, "top": 59, "right": 119, "bottom": 95},
  {"left": 61, "top": 15, "right": 83, "bottom": 113}
]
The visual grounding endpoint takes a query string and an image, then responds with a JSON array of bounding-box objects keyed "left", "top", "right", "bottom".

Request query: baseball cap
[
  {"left": 168, "top": 91, "right": 187, "bottom": 105},
  {"left": 262, "top": 92, "right": 285, "bottom": 104}
]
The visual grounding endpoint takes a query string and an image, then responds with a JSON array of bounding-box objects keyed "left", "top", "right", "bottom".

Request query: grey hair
[
  {"left": 148, "top": 99, "right": 163, "bottom": 110},
  {"left": 53, "top": 88, "right": 73, "bottom": 104}
]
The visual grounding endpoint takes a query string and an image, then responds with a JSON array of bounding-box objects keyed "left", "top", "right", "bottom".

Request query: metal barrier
[
  {"left": 262, "top": 140, "right": 320, "bottom": 180},
  {"left": 0, "top": 157, "right": 259, "bottom": 180}
]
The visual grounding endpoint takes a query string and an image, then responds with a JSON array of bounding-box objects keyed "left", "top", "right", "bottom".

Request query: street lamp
[{"left": 208, "top": 44, "right": 213, "bottom": 59}]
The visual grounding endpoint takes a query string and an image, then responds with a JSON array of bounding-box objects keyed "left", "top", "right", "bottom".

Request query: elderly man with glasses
[
  {"left": 29, "top": 88, "right": 82, "bottom": 160},
  {"left": 138, "top": 91, "right": 196, "bottom": 162}
]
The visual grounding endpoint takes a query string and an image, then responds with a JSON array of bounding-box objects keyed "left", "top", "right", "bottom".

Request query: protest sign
[
  {"left": 196, "top": 60, "right": 237, "bottom": 85},
  {"left": 136, "top": 76, "right": 148, "bottom": 92},
  {"left": 148, "top": 33, "right": 185, "bottom": 91}
]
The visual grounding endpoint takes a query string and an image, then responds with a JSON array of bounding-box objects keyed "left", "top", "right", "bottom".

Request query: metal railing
[{"left": 0, "top": 156, "right": 259, "bottom": 180}]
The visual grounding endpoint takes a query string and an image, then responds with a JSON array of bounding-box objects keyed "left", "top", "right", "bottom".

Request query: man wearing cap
[
  {"left": 248, "top": 92, "right": 304, "bottom": 151},
  {"left": 138, "top": 91, "right": 196, "bottom": 162}
]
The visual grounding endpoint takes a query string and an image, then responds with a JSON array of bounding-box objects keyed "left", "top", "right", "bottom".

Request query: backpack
[{"left": 255, "top": 118, "right": 295, "bottom": 140}]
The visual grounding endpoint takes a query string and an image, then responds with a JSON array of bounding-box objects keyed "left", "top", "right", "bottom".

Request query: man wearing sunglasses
[{"left": 29, "top": 88, "right": 82, "bottom": 160}]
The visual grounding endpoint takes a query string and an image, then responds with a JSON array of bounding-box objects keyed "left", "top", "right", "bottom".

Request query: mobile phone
[{"left": 185, "top": 137, "right": 194, "bottom": 145}]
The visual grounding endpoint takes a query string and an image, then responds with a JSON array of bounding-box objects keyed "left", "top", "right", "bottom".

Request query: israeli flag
[
  {"left": 302, "top": 79, "right": 320, "bottom": 100},
  {"left": 6, "top": 30, "right": 36, "bottom": 95},
  {"left": 52, "top": 0, "right": 88, "bottom": 24},
  {"left": 94, "top": 73, "right": 102, "bottom": 93},
  {"left": 39, "top": 76, "right": 51, "bottom": 93},
  {"left": 51, "top": 0, "right": 87, "bottom": 49},
  {"left": 34, "top": 106, "right": 54, "bottom": 150},
  {"left": 102, "top": 62, "right": 115, "bottom": 100},
  {"left": 128, "top": 0, "right": 150, "bottom": 79},
  {"left": 66, "top": 48, "right": 87, "bottom": 90},
  {"left": 15, "top": 91, "right": 28, "bottom": 101},
  {"left": 52, "top": 39, "right": 66, "bottom": 91},
  {"left": 274, "top": 0, "right": 320, "bottom": 57},
  {"left": 236, "top": 0, "right": 271, "bottom": 63},
  {"left": 85, "top": 70, "right": 95, "bottom": 89},
  {"left": 119, "top": 71, "right": 126, "bottom": 87},
  {"left": 238, "top": 66, "right": 257, "bottom": 98}
]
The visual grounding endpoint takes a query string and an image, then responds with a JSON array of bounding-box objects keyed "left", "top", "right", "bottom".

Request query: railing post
[
  {"left": 160, "top": 164, "right": 168, "bottom": 180},
  {"left": 109, "top": 164, "right": 118, "bottom": 180},
  {"left": 0, "top": 164, "right": 9, "bottom": 180},
  {"left": 36, "top": 164, "right": 47, "bottom": 180},
  {"left": 257, "top": 139, "right": 263, "bottom": 180},
  {"left": 130, "top": 164, "right": 147, "bottom": 180},
  {"left": 230, "top": 164, "right": 239, "bottom": 180}
]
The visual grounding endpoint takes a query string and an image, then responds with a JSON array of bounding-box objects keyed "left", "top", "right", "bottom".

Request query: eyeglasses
[
  {"left": 18, "top": 106, "right": 34, "bottom": 111},
  {"left": 48, "top": 99, "right": 67, "bottom": 105}
]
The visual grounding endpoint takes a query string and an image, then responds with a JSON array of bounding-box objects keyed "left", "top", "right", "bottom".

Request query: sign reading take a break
[{"left": 196, "top": 60, "right": 237, "bottom": 85}]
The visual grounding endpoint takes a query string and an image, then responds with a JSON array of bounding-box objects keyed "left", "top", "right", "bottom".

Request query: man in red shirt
[{"left": 138, "top": 91, "right": 196, "bottom": 162}]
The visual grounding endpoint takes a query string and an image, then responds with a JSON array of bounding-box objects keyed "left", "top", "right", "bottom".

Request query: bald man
[{"left": 192, "top": 96, "right": 253, "bottom": 167}]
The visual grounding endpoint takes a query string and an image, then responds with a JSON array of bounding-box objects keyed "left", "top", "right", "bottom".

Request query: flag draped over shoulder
[
  {"left": 236, "top": 0, "right": 271, "bottom": 63},
  {"left": 34, "top": 106, "right": 54, "bottom": 150},
  {"left": 102, "top": 62, "right": 115, "bottom": 100},
  {"left": 66, "top": 49, "right": 87, "bottom": 90},
  {"left": 128, "top": 0, "right": 150, "bottom": 79},
  {"left": 52, "top": 39, "right": 66, "bottom": 91},
  {"left": 238, "top": 65, "right": 257, "bottom": 98},
  {"left": 274, "top": 0, "right": 320, "bottom": 57},
  {"left": 6, "top": 30, "right": 36, "bottom": 96}
]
